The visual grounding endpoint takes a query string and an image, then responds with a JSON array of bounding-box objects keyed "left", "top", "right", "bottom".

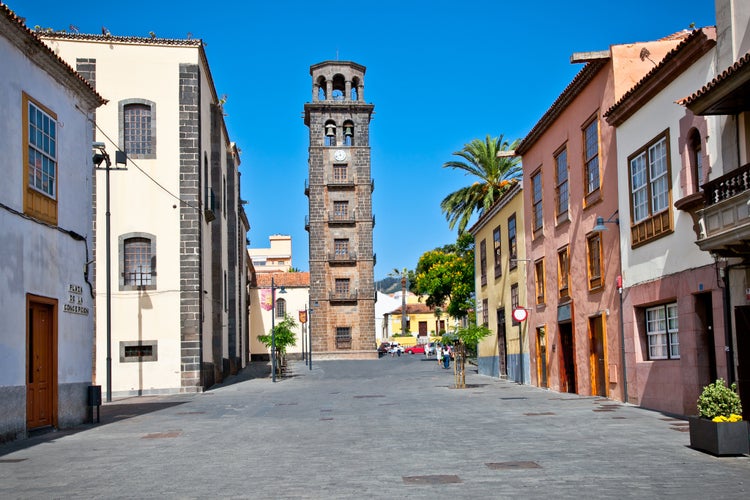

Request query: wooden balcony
[
  {"left": 697, "top": 162, "right": 750, "bottom": 257},
  {"left": 329, "top": 290, "right": 358, "bottom": 303}
]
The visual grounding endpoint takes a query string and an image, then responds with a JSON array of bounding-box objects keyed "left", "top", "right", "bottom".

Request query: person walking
[{"left": 442, "top": 345, "right": 451, "bottom": 369}]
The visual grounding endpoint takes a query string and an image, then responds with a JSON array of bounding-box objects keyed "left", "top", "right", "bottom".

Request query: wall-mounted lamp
[{"left": 593, "top": 211, "right": 620, "bottom": 232}]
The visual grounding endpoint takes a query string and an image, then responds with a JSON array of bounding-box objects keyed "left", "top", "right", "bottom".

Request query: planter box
[{"left": 688, "top": 417, "right": 749, "bottom": 456}]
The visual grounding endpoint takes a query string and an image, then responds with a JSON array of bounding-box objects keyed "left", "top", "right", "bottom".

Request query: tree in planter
[
  {"left": 690, "top": 378, "right": 747, "bottom": 456},
  {"left": 257, "top": 314, "right": 298, "bottom": 377},
  {"left": 697, "top": 379, "right": 743, "bottom": 421}
]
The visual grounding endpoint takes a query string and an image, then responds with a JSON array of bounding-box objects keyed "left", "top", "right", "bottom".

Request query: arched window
[
  {"left": 316, "top": 76, "right": 327, "bottom": 101},
  {"left": 351, "top": 77, "right": 360, "bottom": 101},
  {"left": 275, "top": 297, "right": 286, "bottom": 318},
  {"left": 119, "top": 232, "right": 157, "bottom": 290},
  {"left": 689, "top": 129, "right": 703, "bottom": 191},
  {"left": 325, "top": 120, "right": 337, "bottom": 146},
  {"left": 332, "top": 74, "right": 346, "bottom": 101},
  {"left": 343, "top": 120, "right": 354, "bottom": 146}
]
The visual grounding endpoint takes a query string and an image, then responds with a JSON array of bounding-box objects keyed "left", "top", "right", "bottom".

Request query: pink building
[{"left": 517, "top": 36, "right": 686, "bottom": 402}]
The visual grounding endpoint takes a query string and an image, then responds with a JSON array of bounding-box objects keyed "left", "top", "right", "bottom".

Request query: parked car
[
  {"left": 377, "top": 342, "right": 391, "bottom": 357},
  {"left": 404, "top": 344, "right": 426, "bottom": 355}
]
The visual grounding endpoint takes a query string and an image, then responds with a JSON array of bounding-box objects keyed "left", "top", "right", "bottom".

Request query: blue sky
[{"left": 18, "top": 0, "right": 716, "bottom": 280}]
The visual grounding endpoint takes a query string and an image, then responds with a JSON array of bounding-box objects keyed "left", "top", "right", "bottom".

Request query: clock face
[{"left": 334, "top": 150, "right": 347, "bottom": 161}]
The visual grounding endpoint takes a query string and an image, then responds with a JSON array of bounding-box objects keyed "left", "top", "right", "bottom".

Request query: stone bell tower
[{"left": 303, "top": 61, "right": 377, "bottom": 359}]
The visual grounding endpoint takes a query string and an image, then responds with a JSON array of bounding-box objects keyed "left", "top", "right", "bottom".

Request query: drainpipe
[{"left": 719, "top": 260, "right": 736, "bottom": 385}]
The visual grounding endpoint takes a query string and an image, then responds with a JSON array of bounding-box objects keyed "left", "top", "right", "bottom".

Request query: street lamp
[
  {"left": 92, "top": 142, "right": 126, "bottom": 402},
  {"left": 270, "top": 277, "right": 286, "bottom": 382}
]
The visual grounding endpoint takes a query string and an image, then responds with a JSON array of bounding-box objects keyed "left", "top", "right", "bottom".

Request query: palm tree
[{"left": 441, "top": 134, "right": 521, "bottom": 233}]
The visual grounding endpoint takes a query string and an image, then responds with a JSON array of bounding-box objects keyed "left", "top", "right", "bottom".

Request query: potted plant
[{"left": 688, "top": 379, "right": 748, "bottom": 456}]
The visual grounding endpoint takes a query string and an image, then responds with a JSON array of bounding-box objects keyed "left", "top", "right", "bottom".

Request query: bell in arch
[{"left": 325, "top": 123, "right": 336, "bottom": 137}]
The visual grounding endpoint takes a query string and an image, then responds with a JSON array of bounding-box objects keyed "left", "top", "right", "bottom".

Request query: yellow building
[
  {"left": 468, "top": 181, "right": 529, "bottom": 382},
  {"left": 385, "top": 293, "right": 447, "bottom": 345}
]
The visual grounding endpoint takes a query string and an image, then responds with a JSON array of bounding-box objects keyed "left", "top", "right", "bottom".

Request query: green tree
[
  {"left": 257, "top": 314, "right": 298, "bottom": 356},
  {"left": 412, "top": 233, "right": 474, "bottom": 319},
  {"left": 441, "top": 134, "right": 521, "bottom": 234}
]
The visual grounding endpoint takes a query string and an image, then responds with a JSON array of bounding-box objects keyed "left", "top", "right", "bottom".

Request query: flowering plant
[{"left": 697, "top": 379, "right": 743, "bottom": 421}]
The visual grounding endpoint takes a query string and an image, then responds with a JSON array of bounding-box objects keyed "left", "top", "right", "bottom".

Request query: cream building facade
[{"left": 248, "top": 234, "right": 292, "bottom": 274}]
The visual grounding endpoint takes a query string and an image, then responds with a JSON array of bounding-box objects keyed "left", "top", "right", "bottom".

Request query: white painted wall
[{"left": 615, "top": 49, "right": 719, "bottom": 286}]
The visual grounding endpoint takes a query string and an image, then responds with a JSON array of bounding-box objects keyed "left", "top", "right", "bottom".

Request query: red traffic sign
[{"left": 512, "top": 307, "right": 528, "bottom": 322}]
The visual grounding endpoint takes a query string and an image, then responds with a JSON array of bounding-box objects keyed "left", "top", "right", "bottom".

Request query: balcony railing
[
  {"left": 704, "top": 162, "right": 750, "bottom": 207},
  {"left": 304, "top": 215, "right": 309, "bottom": 231},
  {"left": 329, "top": 290, "right": 358, "bottom": 302},
  {"left": 328, "top": 252, "right": 357, "bottom": 264}
]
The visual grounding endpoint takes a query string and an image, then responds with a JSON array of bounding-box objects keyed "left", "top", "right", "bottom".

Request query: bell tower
[{"left": 304, "top": 61, "right": 377, "bottom": 359}]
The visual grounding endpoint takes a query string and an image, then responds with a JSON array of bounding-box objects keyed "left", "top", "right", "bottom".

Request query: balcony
[
  {"left": 329, "top": 290, "right": 358, "bottom": 303},
  {"left": 328, "top": 211, "right": 356, "bottom": 225},
  {"left": 328, "top": 251, "right": 357, "bottom": 265},
  {"left": 304, "top": 178, "right": 309, "bottom": 196},
  {"left": 697, "top": 162, "right": 750, "bottom": 257},
  {"left": 304, "top": 215, "right": 309, "bottom": 232},
  {"left": 327, "top": 176, "right": 355, "bottom": 189}
]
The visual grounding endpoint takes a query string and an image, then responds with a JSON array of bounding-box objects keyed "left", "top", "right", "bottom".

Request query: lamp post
[
  {"left": 271, "top": 277, "right": 277, "bottom": 382},
  {"left": 592, "top": 210, "right": 627, "bottom": 403},
  {"left": 92, "top": 142, "right": 126, "bottom": 403}
]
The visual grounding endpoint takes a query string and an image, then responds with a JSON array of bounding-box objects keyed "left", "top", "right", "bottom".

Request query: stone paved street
[{"left": 1, "top": 356, "right": 748, "bottom": 499}]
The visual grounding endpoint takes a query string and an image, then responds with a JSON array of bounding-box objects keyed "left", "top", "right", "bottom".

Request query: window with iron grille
[
  {"left": 124, "top": 238, "right": 152, "bottom": 287},
  {"left": 583, "top": 117, "right": 600, "bottom": 195},
  {"left": 119, "top": 233, "right": 156, "bottom": 290},
  {"left": 646, "top": 303, "right": 679, "bottom": 360},
  {"left": 508, "top": 214, "right": 517, "bottom": 269},
  {"left": 124, "top": 103, "right": 153, "bottom": 155},
  {"left": 480, "top": 239, "right": 487, "bottom": 287},
  {"left": 532, "top": 170, "right": 543, "bottom": 232},
  {"left": 336, "top": 326, "right": 352, "bottom": 349},
  {"left": 493, "top": 226, "right": 502, "bottom": 278},
  {"left": 555, "top": 147, "right": 569, "bottom": 220},
  {"left": 335, "top": 278, "right": 350, "bottom": 295},
  {"left": 482, "top": 298, "right": 489, "bottom": 326}
]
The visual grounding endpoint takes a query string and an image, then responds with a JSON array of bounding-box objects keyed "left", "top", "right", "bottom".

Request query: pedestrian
[
  {"left": 442, "top": 346, "right": 450, "bottom": 369},
  {"left": 436, "top": 344, "right": 443, "bottom": 367}
]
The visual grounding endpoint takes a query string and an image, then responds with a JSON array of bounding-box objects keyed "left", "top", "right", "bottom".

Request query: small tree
[
  {"left": 452, "top": 323, "right": 492, "bottom": 388},
  {"left": 257, "top": 314, "right": 298, "bottom": 376}
]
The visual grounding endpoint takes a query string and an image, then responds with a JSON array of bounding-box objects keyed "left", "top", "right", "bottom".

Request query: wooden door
[
  {"left": 559, "top": 323, "right": 576, "bottom": 393},
  {"left": 496, "top": 308, "right": 507, "bottom": 377},
  {"left": 536, "top": 326, "right": 548, "bottom": 388},
  {"left": 734, "top": 306, "right": 750, "bottom": 420},
  {"left": 695, "top": 293, "right": 716, "bottom": 389},
  {"left": 589, "top": 316, "right": 607, "bottom": 397},
  {"left": 27, "top": 297, "right": 56, "bottom": 429},
  {"left": 418, "top": 321, "right": 427, "bottom": 337}
]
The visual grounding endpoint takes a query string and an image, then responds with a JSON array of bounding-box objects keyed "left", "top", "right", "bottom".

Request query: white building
[
  {"left": 375, "top": 291, "right": 401, "bottom": 343},
  {"left": 0, "top": 5, "right": 104, "bottom": 441},
  {"left": 40, "top": 31, "right": 248, "bottom": 396},
  {"left": 249, "top": 272, "right": 310, "bottom": 361},
  {"left": 248, "top": 234, "right": 293, "bottom": 273}
]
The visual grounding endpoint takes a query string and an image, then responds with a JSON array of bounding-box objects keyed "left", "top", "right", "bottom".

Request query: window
[
  {"left": 690, "top": 129, "right": 703, "bottom": 191},
  {"left": 508, "top": 214, "right": 517, "bottom": 269},
  {"left": 335, "top": 278, "right": 350, "bottom": 295},
  {"left": 24, "top": 93, "right": 58, "bottom": 224},
  {"left": 482, "top": 299, "right": 489, "bottom": 326},
  {"left": 510, "top": 283, "right": 519, "bottom": 325},
  {"left": 628, "top": 131, "right": 672, "bottom": 246},
  {"left": 646, "top": 303, "right": 679, "bottom": 360},
  {"left": 555, "top": 147, "right": 569, "bottom": 220},
  {"left": 336, "top": 326, "right": 352, "bottom": 349},
  {"left": 333, "top": 201, "right": 349, "bottom": 220},
  {"left": 587, "top": 233, "right": 602, "bottom": 289},
  {"left": 532, "top": 170, "right": 543, "bottom": 232},
  {"left": 120, "top": 340, "right": 158, "bottom": 362},
  {"left": 119, "top": 233, "right": 156, "bottom": 290},
  {"left": 583, "top": 117, "right": 600, "bottom": 196},
  {"left": 558, "top": 246, "right": 570, "bottom": 299},
  {"left": 334, "top": 238, "right": 350, "bottom": 260},
  {"left": 535, "top": 258, "right": 545, "bottom": 305},
  {"left": 480, "top": 239, "right": 487, "bottom": 287},
  {"left": 275, "top": 297, "right": 286, "bottom": 318},
  {"left": 493, "top": 226, "right": 502, "bottom": 278},
  {"left": 333, "top": 163, "right": 348, "bottom": 182},
  {"left": 120, "top": 99, "right": 156, "bottom": 158}
]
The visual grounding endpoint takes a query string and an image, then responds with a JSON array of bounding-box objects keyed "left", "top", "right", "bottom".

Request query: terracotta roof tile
[
  {"left": 388, "top": 303, "right": 435, "bottom": 315},
  {"left": 40, "top": 31, "right": 204, "bottom": 47},
  {"left": 0, "top": 3, "right": 105, "bottom": 105},
  {"left": 256, "top": 272, "right": 310, "bottom": 288},
  {"left": 678, "top": 50, "right": 750, "bottom": 106}
]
